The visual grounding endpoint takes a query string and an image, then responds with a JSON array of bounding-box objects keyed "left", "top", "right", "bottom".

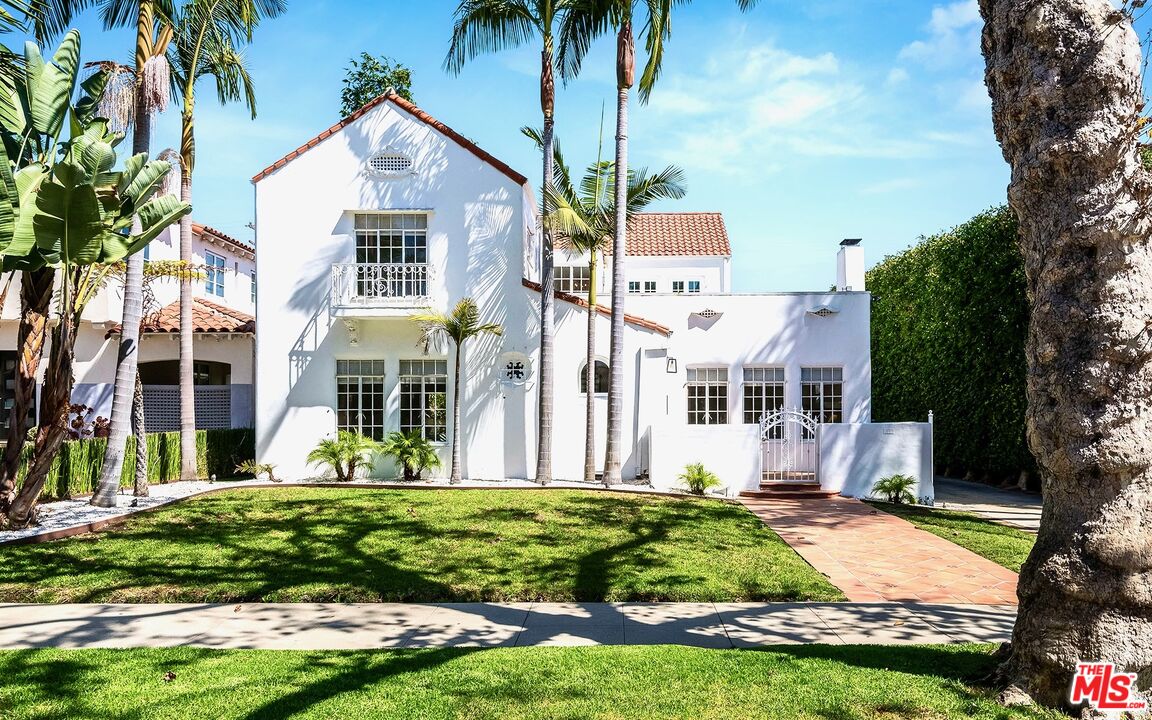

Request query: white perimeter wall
[{"left": 819, "top": 422, "right": 935, "bottom": 503}]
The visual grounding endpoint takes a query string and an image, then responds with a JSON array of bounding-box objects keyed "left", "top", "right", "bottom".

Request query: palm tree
[
  {"left": 167, "top": 0, "right": 272, "bottom": 482},
  {"left": 306, "top": 430, "right": 377, "bottom": 482},
  {"left": 412, "top": 298, "right": 503, "bottom": 484},
  {"left": 446, "top": 0, "right": 568, "bottom": 485},
  {"left": 560, "top": 0, "right": 758, "bottom": 484},
  {"left": 525, "top": 126, "right": 685, "bottom": 484}
]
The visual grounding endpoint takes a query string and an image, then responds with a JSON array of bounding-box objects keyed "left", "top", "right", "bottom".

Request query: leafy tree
[
  {"left": 446, "top": 0, "right": 568, "bottom": 484},
  {"left": 306, "top": 431, "right": 377, "bottom": 482},
  {"left": 979, "top": 0, "right": 1152, "bottom": 708},
  {"left": 340, "top": 52, "right": 412, "bottom": 116},
  {"left": 559, "top": 0, "right": 759, "bottom": 484},
  {"left": 525, "top": 125, "right": 685, "bottom": 484},
  {"left": 412, "top": 298, "right": 503, "bottom": 483},
  {"left": 167, "top": 0, "right": 281, "bottom": 483}
]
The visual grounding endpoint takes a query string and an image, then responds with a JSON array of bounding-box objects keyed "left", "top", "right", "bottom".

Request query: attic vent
[
  {"left": 367, "top": 151, "right": 414, "bottom": 178},
  {"left": 696, "top": 309, "right": 719, "bottom": 319},
  {"left": 808, "top": 305, "right": 839, "bottom": 318}
]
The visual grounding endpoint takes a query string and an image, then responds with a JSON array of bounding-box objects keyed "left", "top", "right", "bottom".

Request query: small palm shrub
[
  {"left": 873, "top": 474, "right": 918, "bottom": 504},
  {"left": 235, "top": 460, "right": 280, "bottom": 482},
  {"left": 306, "top": 431, "right": 377, "bottom": 482},
  {"left": 379, "top": 431, "right": 442, "bottom": 482},
  {"left": 678, "top": 463, "right": 722, "bottom": 495}
]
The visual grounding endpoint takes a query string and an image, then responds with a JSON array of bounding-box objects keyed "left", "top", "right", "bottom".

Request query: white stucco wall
[
  {"left": 819, "top": 422, "right": 935, "bottom": 502},
  {"left": 254, "top": 98, "right": 536, "bottom": 480}
]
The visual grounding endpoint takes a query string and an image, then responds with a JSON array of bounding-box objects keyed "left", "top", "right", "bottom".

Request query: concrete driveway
[{"left": 934, "top": 477, "right": 1042, "bottom": 532}]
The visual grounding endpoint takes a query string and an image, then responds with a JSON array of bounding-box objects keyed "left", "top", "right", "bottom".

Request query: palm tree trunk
[
  {"left": 132, "top": 370, "right": 148, "bottom": 496},
  {"left": 0, "top": 268, "right": 54, "bottom": 512},
  {"left": 451, "top": 344, "right": 463, "bottom": 484},
  {"left": 535, "top": 41, "right": 556, "bottom": 485},
  {"left": 603, "top": 22, "right": 634, "bottom": 486},
  {"left": 585, "top": 253, "right": 597, "bottom": 485},
  {"left": 178, "top": 142, "right": 197, "bottom": 481},
  {"left": 91, "top": 0, "right": 155, "bottom": 509},
  {"left": 980, "top": 0, "right": 1152, "bottom": 709},
  {"left": 6, "top": 280, "right": 80, "bottom": 528}
]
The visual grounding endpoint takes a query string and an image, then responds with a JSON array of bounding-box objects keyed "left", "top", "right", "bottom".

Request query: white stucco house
[
  {"left": 253, "top": 91, "right": 933, "bottom": 499},
  {"left": 0, "top": 222, "right": 256, "bottom": 438}
]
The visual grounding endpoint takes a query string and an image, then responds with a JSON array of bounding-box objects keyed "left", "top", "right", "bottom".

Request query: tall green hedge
[
  {"left": 868, "top": 207, "right": 1035, "bottom": 485},
  {"left": 16, "top": 427, "right": 255, "bottom": 502}
]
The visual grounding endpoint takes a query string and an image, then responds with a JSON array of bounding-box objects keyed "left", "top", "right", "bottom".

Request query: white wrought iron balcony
[{"left": 331, "top": 263, "right": 436, "bottom": 312}]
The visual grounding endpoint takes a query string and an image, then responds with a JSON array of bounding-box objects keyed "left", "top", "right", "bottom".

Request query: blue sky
[{"left": 36, "top": 1, "right": 1023, "bottom": 290}]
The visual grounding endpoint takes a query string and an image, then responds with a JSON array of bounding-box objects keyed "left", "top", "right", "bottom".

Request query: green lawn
[
  {"left": 0, "top": 488, "right": 843, "bottom": 603},
  {"left": 0, "top": 645, "right": 1063, "bottom": 720},
  {"left": 869, "top": 502, "right": 1036, "bottom": 572}
]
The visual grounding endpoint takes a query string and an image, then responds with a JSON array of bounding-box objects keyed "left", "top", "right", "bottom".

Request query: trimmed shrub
[
  {"left": 868, "top": 207, "right": 1035, "bottom": 486},
  {"left": 16, "top": 428, "right": 256, "bottom": 502}
]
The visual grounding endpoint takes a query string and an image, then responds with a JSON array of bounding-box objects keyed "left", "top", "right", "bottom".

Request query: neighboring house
[
  {"left": 253, "top": 92, "right": 935, "bottom": 498},
  {"left": 0, "top": 222, "right": 257, "bottom": 438}
]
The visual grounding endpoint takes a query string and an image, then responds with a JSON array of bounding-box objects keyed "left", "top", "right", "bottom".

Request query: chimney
[{"left": 836, "top": 239, "right": 865, "bottom": 292}]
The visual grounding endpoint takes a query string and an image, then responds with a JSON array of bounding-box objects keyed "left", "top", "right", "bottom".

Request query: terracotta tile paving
[{"left": 742, "top": 496, "right": 1019, "bottom": 605}]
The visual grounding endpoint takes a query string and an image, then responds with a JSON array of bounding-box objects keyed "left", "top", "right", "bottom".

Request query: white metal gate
[{"left": 759, "top": 408, "right": 820, "bottom": 483}]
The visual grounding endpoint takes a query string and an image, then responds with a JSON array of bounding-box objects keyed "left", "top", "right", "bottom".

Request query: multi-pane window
[
  {"left": 556, "top": 266, "right": 591, "bottom": 294},
  {"left": 336, "top": 360, "right": 387, "bottom": 441},
  {"left": 743, "top": 367, "right": 786, "bottom": 432},
  {"left": 643, "top": 281, "right": 657, "bottom": 294},
  {"left": 688, "top": 280, "right": 702, "bottom": 294},
  {"left": 628, "top": 281, "right": 641, "bottom": 294},
  {"left": 579, "top": 360, "right": 609, "bottom": 394},
  {"left": 354, "top": 213, "right": 429, "bottom": 298},
  {"left": 250, "top": 270, "right": 257, "bottom": 303},
  {"left": 801, "top": 367, "right": 844, "bottom": 427},
  {"left": 686, "top": 367, "right": 728, "bottom": 425},
  {"left": 672, "top": 280, "right": 685, "bottom": 294},
  {"left": 205, "top": 251, "right": 225, "bottom": 297},
  {"left": 399, "top": 360, "right": 448, "bottom": 443}
]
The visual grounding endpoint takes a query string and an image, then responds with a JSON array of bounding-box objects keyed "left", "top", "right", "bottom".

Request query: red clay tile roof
[
  {"left": 522, "top": 278, "right": 672, "bottom": 336},
  {"left": 193, "top": 222, "right": 255, "bottom": 255},
  {"left": 108, "top": 298, "right": 255, "bottom": 337},
  {"left": 608, "top": 212, "right": 731, "bottom": 258},
  {"left": 252, "top": 91, "right": 530, "bottom": 187}
]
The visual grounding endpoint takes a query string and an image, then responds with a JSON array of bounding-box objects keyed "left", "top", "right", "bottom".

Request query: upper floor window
[
  {"left": 579, "top": 360, "right": 609, "bottom": 395},
  {"left": 687, "top": 367, "right": 728, "bottom": 425},
  {"left": 355, "top": 213, "right": 428, "bottom": 266},
  {"left": 688, "top": 280, "right": 701, "bottom": 294},
  {"left": 250, "top": 270, "right": 257, "bottom": 304},
  {"left": 801, "top": 367, "right": 843, "bottom": 426},
  {"left": 628, "top": 281, "right": 640, "bottom": 294},
  {"left": 556, "top": 266, "right": 591, "bottom": 294},
  {"left": 643, "top": 281, "right": 657, "bottom": 294},
  {"left": 672, "top": 281, "right": 685, "bottom": 294},
  {"left": 205, "top": 251, "right": 225, "bottom": 297}
]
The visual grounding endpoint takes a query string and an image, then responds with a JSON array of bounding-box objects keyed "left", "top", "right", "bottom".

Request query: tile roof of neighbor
[
  {"left": 612, "top": 212, "right": 732, "bottom": 258},
  {"left": 521, "top": 278, "right": 672, "bottom": 336},
  {"left": 252, "top": 90, "right": 530, "bottom": 187},
  {"left": 107, "top": 298, "right": 255, "bottom": 337},
  {"left": 193, "top": 222, "right": 255, "bottom": 255}
]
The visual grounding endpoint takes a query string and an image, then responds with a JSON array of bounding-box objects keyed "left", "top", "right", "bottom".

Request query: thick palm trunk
[
  {"left": 450, "top": 346, "right": 462, "bottom": 483},
  {"left": 603, "top": 22, "right": 634, "bottom": 486},
  {"left": 92, "top": 2, "right": 155, "bottom": 508},
  {"left": 132, "top": 371, "right": 148, "bottom": 497},
  {"left": 0, "top": 268, "right": 54, "bottom": 511},
  {"left": 585, "top": 254, "right": 597, "bottom": 485},
  {"left": 6, "top": 294, "right": 79, "bottom": 527},
  {"left": 178, "top": 153, "right": 197, "bottom": 480},
  {"left": 980, "top": 0, "right": 1152, "bottom": 709},
  {"left": 535, "top": 42, "right": 556, "bottom": 484}
]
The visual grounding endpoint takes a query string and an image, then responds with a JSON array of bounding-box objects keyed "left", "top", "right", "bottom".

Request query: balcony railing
[{"left": 331, "top": 263, "right": 435, "bottom": 309}]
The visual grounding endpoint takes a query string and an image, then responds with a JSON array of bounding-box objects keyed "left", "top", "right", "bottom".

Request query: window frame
[
  {"left": 556, "top": 265, "right": 591, "bottom": 295},
  {"left": 627, "top": 281, "right": 641, "bottom": 294},
  {"left": 643, "top": 281, "right": 657, "bottom": 294},
  {"left": 801, "top": 366, "right": 844, "bottom": 432},
  {"left": 686, "top": 366, "right": 729, "bottom": 425},
  {"left": 579, "top": 359, "right": 610, "bottom": 395},
  {"left": 335, "top": 359, "right": 388, "bottom": 441},
  {"left": 688, "top": 280, "right": 702, "bottom": 294},
  {"left": 205, "top": 251, "right": 226, "bottom": 297},
  {"left": 742, "top": 367, "right": 786, "bottom": 430},
  {"left": 399, "top": 359, "right": 449, "bottom": 444}
]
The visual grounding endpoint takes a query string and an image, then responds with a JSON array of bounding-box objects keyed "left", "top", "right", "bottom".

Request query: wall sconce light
[{"left": 666, "top": 357, "right": 678, "bottom": 374}]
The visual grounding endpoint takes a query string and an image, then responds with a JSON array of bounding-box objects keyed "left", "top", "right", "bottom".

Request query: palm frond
[
  {"left": 626, "top": 163, "right": 686, "bottom": 212},
  {"left": 556, "top": 0, "right": 614, "bottom": 83},
  {"left": 445, "top": 0, "right": 540, "bottom": 75}
]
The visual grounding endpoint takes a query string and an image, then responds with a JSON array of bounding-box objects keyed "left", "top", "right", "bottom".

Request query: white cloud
[{"left": 899, "top": 0, "right": 982, "bottom": 70}]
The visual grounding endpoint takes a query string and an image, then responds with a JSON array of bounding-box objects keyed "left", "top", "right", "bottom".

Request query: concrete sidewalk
[
  {"left": 0, "top": 602, "right": 1016, "bottom": 650},
  {"left": 935, "top": 477, "right": 1042, "bottom": 532}
]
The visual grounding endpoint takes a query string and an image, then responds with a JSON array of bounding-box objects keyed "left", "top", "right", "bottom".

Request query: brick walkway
[{"left": 742, "top": 497, "right": 1019, "bottom": 605}]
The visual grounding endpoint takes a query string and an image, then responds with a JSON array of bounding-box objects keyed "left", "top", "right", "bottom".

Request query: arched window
[{"left": 579, "top": 360, "right": 609, "bottom": 394}]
